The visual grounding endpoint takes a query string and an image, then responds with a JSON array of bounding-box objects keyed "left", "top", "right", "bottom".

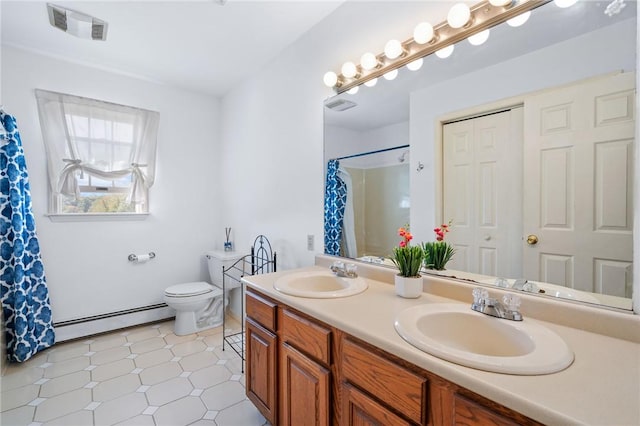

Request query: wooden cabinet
[
  {"left": 245, "top": 288, "right": 542, "bottom": 426},
  {"left": 245, "top": 291, "right": 278, "bottom": 425}
]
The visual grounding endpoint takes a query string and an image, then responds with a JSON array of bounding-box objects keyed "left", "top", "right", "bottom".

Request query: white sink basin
[
  {"left": 274, "top": 270, "right": 368, "bottom": 298},
  {"left": 394, "top": 303, "right": 573, "bottom": 375}
]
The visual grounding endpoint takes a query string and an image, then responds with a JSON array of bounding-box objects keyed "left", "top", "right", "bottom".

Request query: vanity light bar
[{"left": 329, "top": 0, "right": 552, "bottom": 94}]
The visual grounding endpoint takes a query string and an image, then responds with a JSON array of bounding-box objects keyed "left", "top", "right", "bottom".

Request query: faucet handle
[
  {"left": 472, "top": 287, "right": 489, "bottom": 304},
  {"left": 503, "top": 294, "right": 521, "bottom": 312},
  {"left": 331, "top": 260, "right": 344, "bottom": 270}
]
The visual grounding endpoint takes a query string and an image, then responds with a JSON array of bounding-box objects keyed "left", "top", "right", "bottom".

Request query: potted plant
[
  {"left": 391, "top": 226, "right": 424, "bottom": 298},
  {"left": 422, "top": 222, "right": 455, "bottom": 271}
]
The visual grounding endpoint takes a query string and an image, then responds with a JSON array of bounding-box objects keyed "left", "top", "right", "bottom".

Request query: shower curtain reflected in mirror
[{"left": 0, "top": 109, "right": 55, "bottom": 362}]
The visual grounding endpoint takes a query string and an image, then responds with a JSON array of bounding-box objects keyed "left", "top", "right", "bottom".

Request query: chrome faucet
[
  {"left": 471, "top": 288, "right": 523, "bottom": 321},
  {"left": 330, "top": 261, "right": 358, "bottom": 278}
]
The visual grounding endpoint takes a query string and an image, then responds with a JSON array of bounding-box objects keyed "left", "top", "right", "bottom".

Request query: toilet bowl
[{"left": 164, "top": 281, "right": 224, "bottom": 336}]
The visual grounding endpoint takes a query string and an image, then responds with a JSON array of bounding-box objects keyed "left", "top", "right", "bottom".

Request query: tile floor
[{"left": 1, "top": 318, "right": 269, "bottom": 426}]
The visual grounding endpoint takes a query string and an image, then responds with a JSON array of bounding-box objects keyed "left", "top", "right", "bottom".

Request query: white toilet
[{"left": 164, "top": 251, "right": 243, "bottom": 336}]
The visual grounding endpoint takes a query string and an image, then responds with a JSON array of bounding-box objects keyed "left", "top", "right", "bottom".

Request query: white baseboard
[{"left": 54, "top": 304, "right": 174, "bottom": 342}]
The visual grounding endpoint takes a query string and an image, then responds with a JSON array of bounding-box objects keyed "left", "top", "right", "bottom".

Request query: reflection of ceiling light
[
  {"left": 435, "top": 45, "right": 455, "bottom": 58},
  {"left": 605, "top": 0, "right": 626, "bottom": 16},
  {"left": 47, "top": 4, "right": 108, "bottom": 41},
  {"left": 554, "top": 0, "right": 578, "bottom": 8},
  {"left": 364, "top": 78, "right": 378, "bottom": 87},
  {"left": 347, "top": 86, "right": 359, "bottom": 95},
  {"left": 406, "top": 58, "right": 424, "bottom": 71},
  {"left": 468, "top": 29, "right": 490, "bottom": 46},
  {"left": 360, "top": 52, "right": 379, "bottom": 70},
  {"left": 447, "top": 3, "right": 471, "bottom": 29},
  {"left": 383, "top": 69, "right": 398, "bottom": 80},
  {"left": 507, "top": 11, "right": 531, "bottom": 27},
  {"left": 489, "top": 0, "right": 512, "bottom": 6}
]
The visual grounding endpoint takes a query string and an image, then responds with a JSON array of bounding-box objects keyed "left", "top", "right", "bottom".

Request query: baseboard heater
[{"left": 54, "top": 303, "right": 174, "bottom": 342}]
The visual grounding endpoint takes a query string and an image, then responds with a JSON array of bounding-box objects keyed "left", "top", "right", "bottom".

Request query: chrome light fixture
[
  {"left": 47, "top": 3, "right": 108, "bottom": 41},
  {"left": 324, "top": 0, "right": 554, "bottom": 94}
]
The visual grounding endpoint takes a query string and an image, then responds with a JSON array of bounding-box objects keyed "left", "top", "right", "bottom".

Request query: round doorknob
[{"left": 526, "top": 234, "right": 539, "bottom": 245}]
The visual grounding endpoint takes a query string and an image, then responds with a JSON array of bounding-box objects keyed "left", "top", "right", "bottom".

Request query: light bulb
[
  {"left": 413, "top": 22, "right": 434, "bottom": 44},
  {"left": 347, "top": 86, "right": 359, "bottom": 95},
  {"left": 384, "top": 39, "right": 404, "bottom": 59},
  {"left": 468, "top": 29, "right": 490, "bottom": 46},
  {"left": 364, "top": 78, "right": 378, "bottom": 87},
  {"left": 435, "top": 45, "right": 454, "bottom": 59},
  {"left": 406, "top": 58, "right": 424, "bottom": 71},
  {"left": 360, "top": 52, "right": 378, "bottom": 70},
  {"left": 447, "top": 3, "right": 471, "bottom": 29},
  {"left": 341, "top": 61, "right": 358, "bottom": 78},
  {"left": 506, "top": 10, "right": 531, "bottom": 27},
  {"left": 383, "top": 69, "right": 398, "bottom": 81},
  {"left": 323, "top": 71, "right": 338, "bottom": 87},
  {"left": 489, "top": 0, "right": 511, "bottom": 6},
  {"left": 554, "top": 0, "right": 578, "bottom": 7}
]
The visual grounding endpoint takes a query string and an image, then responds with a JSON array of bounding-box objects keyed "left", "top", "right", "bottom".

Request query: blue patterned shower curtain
[
  {"left": 324, "top": 159, "right": 347, "bottom": 255},
  {"left": 0, "top": 109, "right": 55, "bottom": 362}
]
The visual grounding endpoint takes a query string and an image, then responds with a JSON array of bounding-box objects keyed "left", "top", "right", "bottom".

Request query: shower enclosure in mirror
[{"left": 323, "top": 0, "right": 636, "bottom": 311}]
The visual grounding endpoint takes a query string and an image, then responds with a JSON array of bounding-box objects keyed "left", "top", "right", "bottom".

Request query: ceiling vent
[
  {"left": 324, "top": 98, "right": 357, "bottom": 112},
  {"left": 47, "top": 3, "right": 108, "bottom": 41}
]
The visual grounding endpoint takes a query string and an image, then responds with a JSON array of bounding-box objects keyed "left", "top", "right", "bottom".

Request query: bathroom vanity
[{"left": 242, "top": 255, "right": 640, "bottom": 425}]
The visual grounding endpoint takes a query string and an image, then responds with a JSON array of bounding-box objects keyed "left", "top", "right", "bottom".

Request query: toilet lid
[{"left": 165, "top": 281, "right": 214, "bottom": 297}]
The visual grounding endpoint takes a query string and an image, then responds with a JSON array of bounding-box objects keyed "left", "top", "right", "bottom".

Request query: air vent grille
[
  {"left": 50, "top": 7, "right": 67, "bottom": 31},
  {"left": 324, "top": 99, "right": 357, "bottom": 112}
]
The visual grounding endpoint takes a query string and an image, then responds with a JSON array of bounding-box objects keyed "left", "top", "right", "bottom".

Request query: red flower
[{"left": 399, "top": 240, "right": 407, "bottom": 248}]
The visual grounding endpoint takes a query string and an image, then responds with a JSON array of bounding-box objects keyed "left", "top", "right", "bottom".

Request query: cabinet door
[
  {"left": 454, "top": 394, "right": 521, "bottom": 426},
  {"left": 280, "top": 342, "right": 330, "bottom": 426},
  {"left": 246, "top": 318, "right": 277, "bottom": 425},
  {"left": 342, "top": 383, "right": 412, "bottom": 426}
]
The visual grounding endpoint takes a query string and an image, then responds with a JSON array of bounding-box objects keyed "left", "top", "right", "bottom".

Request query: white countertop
[{"left": 242, "top": 265, "right": 640, "bottom": 426}]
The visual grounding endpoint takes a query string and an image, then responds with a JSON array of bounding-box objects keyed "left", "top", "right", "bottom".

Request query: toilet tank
[{"left": 206, "top": 250, "right": 245, "bottom": 290}]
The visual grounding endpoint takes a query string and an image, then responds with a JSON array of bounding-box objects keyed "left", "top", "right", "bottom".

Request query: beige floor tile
[
  {"left": 93, "top": 392, "right": 147, "bottom": 426},
  {"left": 40, "top": 370, "right": 91, "bottom": 397},
  {"left": 90, "top": 335, "right": 127, "bottom": 352},
  {"left": 213, "top": 345, "right": 241, "bottom": 360},
  {"left": 130, "top": 337, "right": 166, "bottom": 354},
  {"left": 163, "top": 333, "right": 197, "bottom": 345},
  {"left": 190, "top": 420, "right": 217, "bottom": 426},
  {"left": 115, "top": 414, "right": 156, "bottom": 426},
  {"left": 43, "top": 356, "right": 90, "bottom": 379},
  {"left": 46, "top": 342, "right": 90, "bottom": 363},
  {"left": 171, "top": 340, "right": 207, "bottom": 357},
  {"left": 90, "top": 346, "right": 131, "bottom": 366},
  {"left": 0, "top": 405, "right": 35, "bottom": 426},
  {"left": 33, "top": 388, "right": 92, "bottom": 422},
  {"left": 0, "top": 384, "right": 39, "bottom": 412},
  {"left": 126, "top": 328, "right": 160, "bottom": 343},
  {"left": 134, "top": 348, "right": 173, "bottom": 368},
  {"left": 197, "top": 325, "right": 224, "bottom": 337},
  {"left": 179, "top": 351, "right": 219, "bottom": 372},
  {"left": 225, "top": 357, "right": 245, "bottom": 375},
  {"left": 0, "top": 366, "right": 44, "bottom": 391},
  {"left": 93, "top": 373, "right": 141, "bottom": 402},
  {"left": 189, "top": 365, "right": 231, "bottom": 389},
  {"left": 91, "top": 358, "right": 135, "bottom": 382},
  {"left": 200, "top": 381, "right": 246, "bottom": 411},
  {"left": 146, "top": 377, "right": 193, "bottom": 406},
  {"left": 203, "top": 333, "right": 223, "bottom": 347},
  {"left": 153, "top": 396, "right": 207, "bottom": 426},
  {"left": 43, "top": 409, "right": 94, "bottom": 426},
  {"left": 139, "top": 361, "right": 183, "bottom": 386},
  {"left": 215, "top": 400, "right": 266, "bottom": 426}
]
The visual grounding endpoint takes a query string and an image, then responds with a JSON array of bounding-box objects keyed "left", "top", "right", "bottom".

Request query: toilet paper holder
[{"left": 128, "top": 252, "right": 156, "bottom": 262}]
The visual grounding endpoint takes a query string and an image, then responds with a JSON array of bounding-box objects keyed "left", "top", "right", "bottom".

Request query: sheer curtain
[{"left": 35, "top": 90, "right": 159, "bottom": 207}]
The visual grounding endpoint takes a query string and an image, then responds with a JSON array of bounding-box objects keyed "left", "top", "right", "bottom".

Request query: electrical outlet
[{"left": 307, "top": 234, "right": 314, "bottom": 251}]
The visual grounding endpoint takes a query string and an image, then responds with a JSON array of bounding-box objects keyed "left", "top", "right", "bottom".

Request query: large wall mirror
[{"left": 323, "top": 1, "right": 637, "bottom": 311}]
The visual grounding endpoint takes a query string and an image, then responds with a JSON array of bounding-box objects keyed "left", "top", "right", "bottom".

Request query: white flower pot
[{"left": 394, "top": 274, "right": 423, "bottom": 298}]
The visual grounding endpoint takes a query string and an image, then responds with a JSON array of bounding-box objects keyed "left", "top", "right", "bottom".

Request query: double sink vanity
[{"left": 241, "top": 254, "right": 640, "bottom": 425}]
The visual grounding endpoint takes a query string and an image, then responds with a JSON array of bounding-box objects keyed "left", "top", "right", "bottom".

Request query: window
[{"left": 35, "top": 90, "right": 159, "bottom": 215}]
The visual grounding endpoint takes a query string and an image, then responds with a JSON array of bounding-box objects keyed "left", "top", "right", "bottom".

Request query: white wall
[
  {"left": 410, "top": 19, "right": 636, "bottom": 244},
  {"left": 2, "top": 46, "right": 221, "bottom": 323}
]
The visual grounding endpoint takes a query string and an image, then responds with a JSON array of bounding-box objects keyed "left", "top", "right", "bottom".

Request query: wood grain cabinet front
[{"left": 245, "top": 318, "right": 277, "bottom": 425}]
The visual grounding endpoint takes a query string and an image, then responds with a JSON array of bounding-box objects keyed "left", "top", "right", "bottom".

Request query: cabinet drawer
[
  {"left": 280, "top": 308, "right": 331, "bottom": 365},
  {"left": 454, "top": 394, "right": 521, "bottom": 426},
  {"left": 343, "top": 383, "right": 413, "bottom": 426},
  {"left": 342, "top": 338, "right": 427, "bottom": 425},
  {"left": 246, "top": 290, "right": 277, "bottom": 332}
]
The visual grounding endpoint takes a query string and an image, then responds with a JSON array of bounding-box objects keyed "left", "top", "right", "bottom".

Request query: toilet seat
[{"left": 165, "top": 281, "right": 216, "bottom": 297}]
